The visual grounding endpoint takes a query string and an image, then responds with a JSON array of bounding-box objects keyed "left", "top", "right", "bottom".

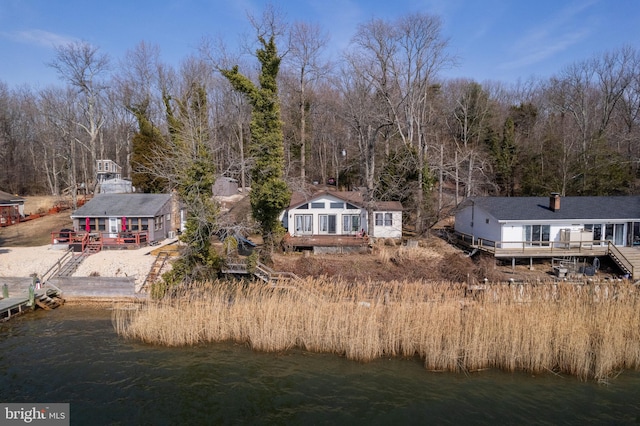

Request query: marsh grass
[{"left": 113, "top": 279, "right": 640, "bottom": 381}]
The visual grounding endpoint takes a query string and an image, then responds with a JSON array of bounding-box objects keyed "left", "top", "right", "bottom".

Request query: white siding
[
  {"left": 283, "top": 194, "right": 402, "bottom": 239},
  {"left": 501, "top": 224, "right": 524, "bottom": 248},
  {"left": 372, "top": 211, "right": 402, "bottom": 239},
  {"left": 454, "top": 205, "right": 501, "bottom": 244},
  {"left": 284, "top": 194, "right": 367, "bottom": 237}
]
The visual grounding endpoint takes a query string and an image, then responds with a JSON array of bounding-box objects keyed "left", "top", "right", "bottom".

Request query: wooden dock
[{"left": 0, "top": 285, "right": 64, "bottom": 321}]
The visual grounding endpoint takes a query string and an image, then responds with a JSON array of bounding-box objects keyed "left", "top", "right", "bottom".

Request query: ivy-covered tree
[
  {"left": 221, "top": 33, "right": 291, "bottom": 249},
  {"left": 129, "top": 102, "right": 168, "bottom": 193},
  {"left": 487, "top": 117, "right": 518, "bottom": 196},
  {"left": 159, "top": 83, "right": 221, "bottom": 289}
]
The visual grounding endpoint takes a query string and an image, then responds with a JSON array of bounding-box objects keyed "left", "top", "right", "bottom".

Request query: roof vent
[{"left": 549, "top": 192, "right": 560, "bottom": 212}]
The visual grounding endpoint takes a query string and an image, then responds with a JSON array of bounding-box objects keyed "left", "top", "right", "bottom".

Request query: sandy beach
[{"left": 0, "top": 241, "right": 176, "bottom": 286}]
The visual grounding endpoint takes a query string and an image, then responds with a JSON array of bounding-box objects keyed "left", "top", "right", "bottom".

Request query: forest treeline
[{"left": 1, "top": 10, "right": 639, "bottom": 233}]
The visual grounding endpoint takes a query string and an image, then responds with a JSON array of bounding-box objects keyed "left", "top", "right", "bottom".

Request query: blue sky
[{"left": 0, "top": 0, "right": 638, "bottom": 88}]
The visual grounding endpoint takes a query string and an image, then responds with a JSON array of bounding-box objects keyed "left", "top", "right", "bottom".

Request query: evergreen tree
[
  {"left": 160, "top": 83, "right": 221, "bottom": 289},
  {"left": 488, "top": 117, "right": 518, "bottom": 196},
  {"left": 221, "top": 34, "right": 290, "bottom": 249},
  {"left": 129, "top": 103, "right": 168, "bottom": 193}
]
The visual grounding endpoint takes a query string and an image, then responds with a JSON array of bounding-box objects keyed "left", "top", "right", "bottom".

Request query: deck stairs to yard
[
  {"left": 86, "top": 241, "right": 102, "bottom": 254},
  {"left": 607, "top": 246, "right": 640, "bottom": 280},
  {"left": 139, "top": 251, "right": 172, "bottom": 293}
]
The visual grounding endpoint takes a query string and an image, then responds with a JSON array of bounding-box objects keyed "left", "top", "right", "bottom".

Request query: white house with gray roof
[
  {"left": 281, "top": 190, "right": 403, "bottom": 240},
  {"left": 455, "top": 193, "right": 640, "bottom": 249}
]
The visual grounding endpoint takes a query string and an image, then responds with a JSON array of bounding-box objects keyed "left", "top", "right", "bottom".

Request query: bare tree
[
  {"left": 49, "top": 41, "right": 110, "bottom": 197},
  {"left": 284, "top": 21, "right": 331, "bottom": 181}
]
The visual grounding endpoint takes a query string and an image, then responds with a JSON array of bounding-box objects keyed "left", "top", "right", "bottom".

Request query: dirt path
[{"left": 0, "top": 212, "right": 73, "bottom": 247}]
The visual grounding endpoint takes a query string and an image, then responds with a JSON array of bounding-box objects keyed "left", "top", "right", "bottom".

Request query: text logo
[{"left": 1, "top": 404, "right": 69, "bottom": 425}]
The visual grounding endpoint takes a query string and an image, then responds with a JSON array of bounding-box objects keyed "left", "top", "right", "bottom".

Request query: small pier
[{"left": 0, "top": 282, "right": 64, "bottom": 321}]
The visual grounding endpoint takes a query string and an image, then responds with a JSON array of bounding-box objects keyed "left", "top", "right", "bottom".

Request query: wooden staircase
[
  {"left": 222, "top": 260, "right": 301, "bottom": 284},
  {"left": 608, "top": 245, "right": 640, "bottom": 280},
  {"left": 86, "top": 241, "right": 102, "bottom": 254},
  {"left": 55, "top": 253, "right": 89, "bottom": 277},
  {"left": 139, "top": 251, "right": 171, "bottom": 293},
  {"left": 35, "top": 288, "right": 64, "bottom": 310}
]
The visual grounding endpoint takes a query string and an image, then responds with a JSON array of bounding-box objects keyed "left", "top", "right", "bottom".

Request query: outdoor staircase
[
  {"left": 86, "top": 241, "right": 102, "bottom": 254},
  {"left": 55, "top": 253, "right": 89, "bottom": 277},
  {"left": 34, "top": 288, "right": 64, "bottom": 310},
  {"left": 222, "top": 260, "right": 301, "bottom": 284},
  {"left": 608, "top": 246, "right": 640, "bottom": 280},
  {"left": 139, "top": 251, "right": 171, "bottom": 293}
]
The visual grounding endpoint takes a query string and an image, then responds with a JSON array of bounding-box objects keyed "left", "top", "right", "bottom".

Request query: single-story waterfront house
[
  {"left": 279, "top": 190, "right": 402, "bottom": 253},
  {"left": 455, "top": 193, "right": 640, "bottom": 249},
  {"left": 70, "top": 193, "right": 179, "bottom": 243}
]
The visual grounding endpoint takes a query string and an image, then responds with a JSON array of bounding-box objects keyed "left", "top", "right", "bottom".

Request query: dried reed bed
[{"left": 113, "top": 279, "right": 640, "bottom": 381}]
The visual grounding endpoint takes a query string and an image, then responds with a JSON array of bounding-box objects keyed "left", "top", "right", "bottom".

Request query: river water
[{"left": 1, "top": 306, "right": 639, "bottom": 425}]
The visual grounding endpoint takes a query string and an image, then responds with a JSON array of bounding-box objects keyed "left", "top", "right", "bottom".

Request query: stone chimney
[{"left": 549, "top": 192, "right": 560, "bottom": 212}]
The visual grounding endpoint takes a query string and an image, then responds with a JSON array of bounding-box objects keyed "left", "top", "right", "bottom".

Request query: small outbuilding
[{"left": 0, "top": 190, "right": 25, "bottom": 226}]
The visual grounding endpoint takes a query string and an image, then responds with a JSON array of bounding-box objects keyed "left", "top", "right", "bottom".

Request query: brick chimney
[{"left": 549, "top": 192, "right": 560, "bottom": 212}]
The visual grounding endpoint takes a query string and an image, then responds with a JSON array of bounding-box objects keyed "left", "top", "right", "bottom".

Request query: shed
[
  {"left": 213, "top": 177, "right": 239, "bottom": 196},
  {"left": 0, "top": 190, "right": 25, "bottom": 226}
]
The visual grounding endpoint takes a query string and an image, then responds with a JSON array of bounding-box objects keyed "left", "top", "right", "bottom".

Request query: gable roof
[
  {"left": 0, "top": 190, "right": 25, "bottom": 205},
  {"left": 288, "top": 190, "right": 403, "bottom": 211},
  {"left": 71, "top": 193, "right": 172, "bottom": 218},
  {"left": 461, "top": 196, "right": 640, "bottom": 222}
]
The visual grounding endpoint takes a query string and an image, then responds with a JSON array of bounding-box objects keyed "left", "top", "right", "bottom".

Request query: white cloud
[
  {"left": 2, "top": 29, "right": 78, "bottom": 48},
  {"left": 500, "top": 0, "right": 598, "bottom": 70}
]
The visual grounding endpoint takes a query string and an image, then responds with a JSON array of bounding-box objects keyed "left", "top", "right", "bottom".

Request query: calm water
[{"left": 1, "top": 306, "right": 639, "bottom": 425}]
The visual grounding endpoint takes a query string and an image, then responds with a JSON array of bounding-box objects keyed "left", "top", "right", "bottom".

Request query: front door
[{"left": 108, "top": 217, "right": 120, "bottom": 238}]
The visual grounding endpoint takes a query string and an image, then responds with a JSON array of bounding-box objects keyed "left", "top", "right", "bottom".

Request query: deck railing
[
  {"left": 607, "top": 242, "right": 634, "bottom": 278},
  {"left": 52, "top": 230, "right": 149, "bottom": 247},
  {"left": 455, "top": 231, "right": 608, "bottom": 255}
]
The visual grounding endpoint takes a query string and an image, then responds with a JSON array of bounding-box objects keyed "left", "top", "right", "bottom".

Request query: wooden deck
[
  {"left": 455, "top": 231, "right": 640, "bottom": 279},
  {"left": 51, "top": 230, "right": 150, "bottom": 251},
  {"left": 222, "top": 260, "right": 300, "bottom": 284},
  {"left": 282, "top": 234, "right": 370, "bottom": 252},
  {"left": 0, "top": 284, "right": 64, "bottom": 321}
]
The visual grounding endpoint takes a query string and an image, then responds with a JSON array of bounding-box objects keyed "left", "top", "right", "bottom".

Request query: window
[
  {"left": 311, "top": 202, "right": 324, "bottom": 209},
  {"left": 346, "top": 203, "right": 358, "bottom": 210},
  {"left": 330, "top": 202, "right": 344, "bottom": 209},
  {"left": 294, "top": 214, "right": 312, "bottom": 235},
  {"left": 605, "top": 224, "right": 624, "bottom": 245},
  {"left": 319, "top": 215, "right": 336, "bottom": 234},
  {"left": 375, "top": 213, "right": 393, "bottom": 227},
  {"left": 524, "top": 224, "right": 550, "bottom": 246},
  {"left": 297, "top": 203, "right": 309, "bottom": 209},
  {"left": 154, "top": 215, "right": 164, "bottom": 231},
  {"left": 343, "top": 215, "right": 360, "bottom": 233},
  {"left": 98, "top": 162, "right": 102, "bottom": 171}
]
